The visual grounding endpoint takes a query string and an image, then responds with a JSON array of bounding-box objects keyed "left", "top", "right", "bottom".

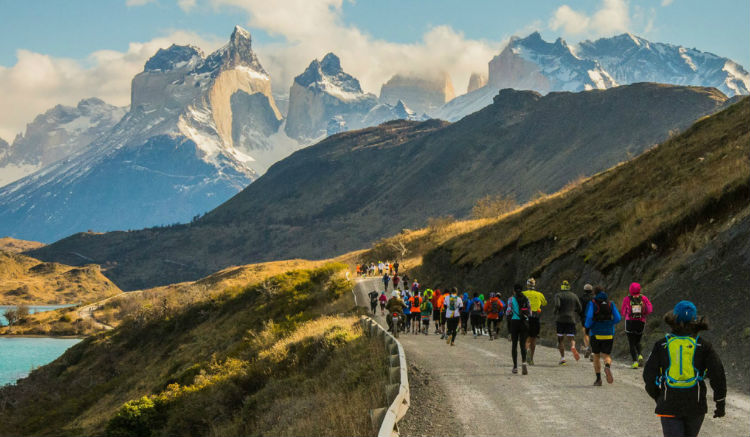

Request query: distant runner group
[{"left": 360, "top": 264, "right": 727, "bottom": 437}]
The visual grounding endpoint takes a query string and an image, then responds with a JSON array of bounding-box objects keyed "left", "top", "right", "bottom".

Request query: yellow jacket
[{"left": 523, "top": 289, "right": 547, "bottom": 313}]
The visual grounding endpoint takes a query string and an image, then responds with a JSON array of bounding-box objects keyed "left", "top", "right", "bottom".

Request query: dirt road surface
[{"left": 354, "top": 278, "right": 750, "bottom": 436}]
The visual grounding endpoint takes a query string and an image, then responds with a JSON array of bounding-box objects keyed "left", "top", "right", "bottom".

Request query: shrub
[{"left": 471, "top": 194, "right": 518, "bottom": 219}]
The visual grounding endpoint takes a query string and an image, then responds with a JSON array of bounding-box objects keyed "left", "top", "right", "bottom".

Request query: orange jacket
[
  {"left": 409, "top": 295, "right": 422, "bottom": 312},
  {"left": 484, "top": 297, "right": 505, "bottom": 319}
]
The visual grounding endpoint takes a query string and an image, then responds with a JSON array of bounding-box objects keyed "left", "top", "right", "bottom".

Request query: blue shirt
[{"left": 584, "top": 297, "right": 622, "bottom": 336}]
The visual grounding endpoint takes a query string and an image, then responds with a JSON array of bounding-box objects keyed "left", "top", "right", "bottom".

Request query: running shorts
[
  {"left": 528, "top": 318, "right": 541, "bottom": 338},
  {"left": 433, "top": 309, "right": 441, "bottom": 321},
  {"left": 411, "top": 311, "right": 420, "bottom": 321},
  {"left": 590, "top": 337, "right": 614, "bottom": 355},
  {"left": 625, "top": 320, "right": 645, "bottom": 335},
  {"left": 556, "top": 322, "right": 576, "bottom": 336},
  {"left": 422, "top": 316, "right": 430, "bottom": 326}
]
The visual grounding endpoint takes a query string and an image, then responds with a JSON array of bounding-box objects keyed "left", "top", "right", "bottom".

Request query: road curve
[{"left": 354, "top": 278, "right": 750, "bottom": 437}]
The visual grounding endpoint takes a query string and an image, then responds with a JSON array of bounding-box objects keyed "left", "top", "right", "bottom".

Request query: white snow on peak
[
  {"left": 678, "top": 47, "right": 698, "bottom": 72},
  {"left": 233, "top": 25, "right": 251, "bottom": 39},
  {"left": 234, "top": 65, "right": 270, "bottom": 81}
]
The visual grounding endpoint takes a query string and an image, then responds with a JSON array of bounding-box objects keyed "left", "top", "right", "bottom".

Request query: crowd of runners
[{"left": 362, "top": 269, "right": 727, "bottom": 437}]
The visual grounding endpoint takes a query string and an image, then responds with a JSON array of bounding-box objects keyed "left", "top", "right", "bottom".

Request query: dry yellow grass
[{"left": 0, "top": 237, "right": 45, "bottom": 253}]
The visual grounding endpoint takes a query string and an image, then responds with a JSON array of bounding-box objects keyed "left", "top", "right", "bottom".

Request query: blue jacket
[
  {"left": 468, "top": 297, "right": 484, "bottom": 315},
  {"left": 584, "top": 292, "right": 621, "bottom": 336},
  {"left": 461, "top": 293, "right": 471, "bottom": 313}
]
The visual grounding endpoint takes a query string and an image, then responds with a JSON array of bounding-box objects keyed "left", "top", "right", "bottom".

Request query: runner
[
  {"left": 379, "top": 291, "right": 388, "bottom": 315},
  {"left": 409, "top": 292, "right": 422, "bottom": 334},
  {"left": 368, "top": 290, "right": 379, "bottom": 315},
  {"left": 506, "top": 284, "right": 531, "bottom": 375},
  {"left": 394, "top": 261, "right": 400, "bottom": 275},
  {"left": 439, "top": 290, "right": 448, "bottom": 339},
  {"left": 484, "top": 292, "right": 505, "bottom": 340},
  {"left": 402, "top": 273, "right": 410, "bottom": 291},
  {"left": 553, "top": 280, "right": 582, "bottom": 365},
  {"left": 378, "top": 261, "right": 385, "bottom": 275},
  {"left": 479, "top": 293, "right": 487, "bottom": 335},
  {"left": 420, "top": 296, "right": 433, "bottom": 336},
  {"left": 523, "top": 278, "right": 547, "bottom": 365},
  {"left": 621, "top": 282, "right": 653, "bottom": 369},
  {"left": 584, "top": 286, "right": 621, "bottom": 386},
  {"left": 382, "top": 272, "right": 391, "bottom": 292},
  {"left": 402, "top": 290, "right": 412, "bottom": 332},
  {"left": 460, "top": 292, "right": 471, "bottom": 335},
  {"left": 469, "top": 292, "right": 484, "bottom": 338},
  {"left": 392, "top": 274, "right": 401, "bottom": 291},
  {"left": 431, "top": 288, "right": 442, "bottom": 335},
  {"left": 643, "top": 300, "right": 726, "bottom": 437},
  {"left": 443, "top": 287, "right": 463, "bottom": 346},
  {"left": 579, "top": 283, "right": 595, "bottom": 360},
  {"left": 411, "top": 279, "right": 420, "bottom": 294}
]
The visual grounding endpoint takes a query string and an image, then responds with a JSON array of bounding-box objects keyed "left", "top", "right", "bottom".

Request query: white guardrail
[{"left": 360, "top": 315, "right": 410, "bottom": 437}]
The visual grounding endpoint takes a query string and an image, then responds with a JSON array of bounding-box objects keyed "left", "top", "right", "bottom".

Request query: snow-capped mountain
[
  {"left": 361, "top": 100, "right": 426, "bottom": 127},
  {"left": 433, "top": 31, "right": 748, "bottom": 121},
  {"left": 0, "top": 26, "right": 286, "bottom": 243},
  {"left": 284, "top": 53, "right": 378, "bottom": 141},
  {"left": 379, "top": 72, "right": 455, "bottom": 114},
  {"left": 577, "top": 33, "right": 750, "bottom": 97},
  {"left": 0, "top": 98, "right": 126, "bottom": 187}
]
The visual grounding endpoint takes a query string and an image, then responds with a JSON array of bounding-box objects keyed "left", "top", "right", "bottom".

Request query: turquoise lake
[
  {"left": 0, "top": 337, "right": 81, "bottom": 386},
  {"left": 1, "top": 305, "right": 80, "bottom": 386}
]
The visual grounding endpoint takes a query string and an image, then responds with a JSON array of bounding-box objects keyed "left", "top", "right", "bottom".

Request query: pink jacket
[{"left": 621, "top": 282, "right": 653, "bottom": 322}]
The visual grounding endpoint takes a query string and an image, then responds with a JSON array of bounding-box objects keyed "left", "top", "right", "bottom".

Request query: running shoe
[
  {"left": 558, "top": 359, "right": 567, "bottom": 366},
  {"left": 528, "top": 357, "right": 535, "bottom": 366},
  {"left": 583, "top": 347, "right": 591, "bottom": 359},
  {"left": 593, "top": 379, "right": 602, "bottom": 386},
  {"left": 638, "top": 354, "right": 644, "bottom": 366},
  {"left": 512, "top": 367, "right": 518, "bottom": 374},
  {"left": 631, "top": 362, "right": 639, "bottom": 369},
  {"left": 571, "top": 347, "right": 580, "bottom": 362},
  {"left": 604, "top": 366, "right": 614, "bottom": 384},
  {"left": 450, "top": 341, "right": 455, "bottom": 346},
  {"left": 446, "top": 336, "right": 451, "bottom": 345},
  {"left": 522, "top": 363, "right": 528, "bottom": 375}
]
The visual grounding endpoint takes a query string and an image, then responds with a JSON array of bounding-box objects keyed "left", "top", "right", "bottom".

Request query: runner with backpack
[
  {"left": 460, "top": 292, "right": 471, "bottom": 335},
  {"left": 579, "top": 283, "right": 595, "bottom": 360},
  {"left": 469, "top": 292, "right": 484, "bottom": 338},
  {"left": 484, "top": 292, "right": 505, "bottom": 340},
  {"left": 523, "top": 278, "right": 547, "bottom": 365},
  {"left": 643, "top": 301, "right": 726, "bottom": 437},
  {"left": 621, "top": 282, "right": 653, "bottom": 369},
  {"left": 554, "top": 280, "right": 582, "bottom": 365},
  {"left": 443, "top": 287, "right": 463, "bottom": 346},
  {"left": 409, "top": 292, "right": 423, "bottom": 334},
  {"left": 382, "top": 272, "right": 390, "bottom": 292},
  {"left": 420, "top": 296, "right": 433, "bottom": 336},
  {"left": 392, "top": 275, "right": 401, "bottom": 291},
  {"left": 431, "top": 289, "right": 442, "bottom": 335},
  {"left": 403, "top": 290, "right": 412, "bottom": 332},
  {"left": 506, "top": 284, "right": 532, "bottom": 375},
  {"left": 368, "top": 290, "right": 379, "bottom": 315},
  {"left": 379, "top": 291, "right": 387, "bottom": 315},
  {"left": 584, "top": 286, "right": 622, "bottom": 386}
]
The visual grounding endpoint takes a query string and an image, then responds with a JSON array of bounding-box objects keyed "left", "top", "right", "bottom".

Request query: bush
[
  {"left": 471, "top": 194, "right": 518, "bottom": 219},
  {"left": 105, "top": 396, "right": 164, "bottom": 437}
]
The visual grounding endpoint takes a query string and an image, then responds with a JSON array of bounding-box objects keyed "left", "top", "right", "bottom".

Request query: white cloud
[
  {"left": 211, "top": 0, "right": 502, "bottom": 98},
  {"left": 549, "top": 0, "right": 631, "bottom": 37},
  {"left": 661, "top": 0, "right": 673, "bottom": 6},
  {"left": 125, "top": 0, "right": 156, "bottom": 6},
  {"left": 0, "top": 31, "right": 222, "bottom": 141},
  {"left": 178, "top": 0, "right": 197, "bottom": 12}
]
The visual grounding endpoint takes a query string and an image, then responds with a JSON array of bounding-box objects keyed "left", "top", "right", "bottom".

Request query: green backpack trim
[{"left": 663, "top": 334, "right": 705, "bottom": 388}]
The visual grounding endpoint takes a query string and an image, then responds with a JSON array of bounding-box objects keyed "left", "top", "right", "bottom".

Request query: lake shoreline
[{"left": 0, "top": 333, "right": 87, "bottom": 339}]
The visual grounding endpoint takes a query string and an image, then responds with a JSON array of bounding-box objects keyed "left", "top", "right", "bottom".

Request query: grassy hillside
[
  {"left": 31, "top": 83, "right": 729, "bottom": 291},
  {"left": 363, "top": 97, "right": 749, "bottom": 389},
  {"left": 0, "top": 251, "right": 121, "bottom": 305},
  {"left": 0, "top": 264, "right": 388, "bottom": 436},
  {"left": 0, "top": 237, "right": 44, "bottom": 253}
]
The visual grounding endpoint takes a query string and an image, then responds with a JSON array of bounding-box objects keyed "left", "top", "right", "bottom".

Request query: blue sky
[{"left": 0, "top": 0, "right": 748, "bottom": 139}]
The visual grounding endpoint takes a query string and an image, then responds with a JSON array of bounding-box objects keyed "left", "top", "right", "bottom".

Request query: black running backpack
[{"left": 592, "top": 298, "right": 613, "bottom": 322}]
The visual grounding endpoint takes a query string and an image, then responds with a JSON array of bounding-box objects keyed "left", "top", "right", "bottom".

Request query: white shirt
[{"left": 443, "top": 294, "right": 463, "bottom": 318}]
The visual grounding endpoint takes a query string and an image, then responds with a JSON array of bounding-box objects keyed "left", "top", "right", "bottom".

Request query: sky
[{"left": 0, "top": 0, "right": 748, "bottom": 140}]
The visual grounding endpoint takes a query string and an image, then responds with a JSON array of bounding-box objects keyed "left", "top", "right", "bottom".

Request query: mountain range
[
  {"left": 29, "top": 83, "right": 730, "bottom": 290},
  {"left": 434, "top": 32, "right": 749, "bottom": 121}
]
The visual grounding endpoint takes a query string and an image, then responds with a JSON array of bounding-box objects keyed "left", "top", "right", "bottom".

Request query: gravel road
[{"left": 354, "top": 278, "right": 750, "bottom": 437}]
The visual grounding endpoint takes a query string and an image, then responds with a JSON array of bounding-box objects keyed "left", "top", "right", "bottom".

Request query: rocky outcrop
[
  {"left": 284, "top": 53, "right": 377, "bottom": 141},
  {"left": 379, "top": 72, "right": 455, "bottom": 114},
  {"left": 467, "top": 72, "right": 487, "bottom": 93}
]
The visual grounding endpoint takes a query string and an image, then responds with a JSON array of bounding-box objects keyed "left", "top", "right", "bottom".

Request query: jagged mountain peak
[
  {"left": 320, "top": 52, "right": 343, "bottom": 75},
  {"left": 295, "top": 53, "right": 363, "bottom": 94},
  {"left": 144, "top": 44, "right": 203, "bottom": 72}
]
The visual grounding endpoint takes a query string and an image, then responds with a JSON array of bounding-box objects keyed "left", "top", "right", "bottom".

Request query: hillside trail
[
  {"left": 76, "top": 290, "right": 145, "bottom": 331},
  {"left": 354, "top": 278, "right": 750, "bottom": 437}
]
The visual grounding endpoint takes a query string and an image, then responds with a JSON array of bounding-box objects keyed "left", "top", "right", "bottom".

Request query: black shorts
[
  {"left": 422, "top": 317, "right": 430, "bottom": 326},
  {"left": 433, "top": 309, "right": 441, "bottom": 321},
  {"left": 556, "top": 322, "right": 576, "bottom": 336},
  {"left": 380, "top": 302, "right": 385, "bottom": 309},
  {"left": 591, "top": 337, "right": 614, "bottom": 355},
  {"left": 411, "top": 311, "right": 420, "bottom": 321},
  {"left": 528, "top": 318, "right": 541, "bottom": 338}
]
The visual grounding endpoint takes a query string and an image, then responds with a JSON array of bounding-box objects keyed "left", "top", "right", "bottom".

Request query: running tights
[
  {"left": 660, "top": 415, "right": 705, "bottom": 437},
  {"left": 487, "top": 319, "right": 498, "bottom": 335},
  {"left": 509, "top": 320, "right": 528, "bottom": 368},
  {"left": 627, "top": 332, "right": 643, "bottom": 361},
  {"left": 446, "top": 317, "right": 459, "bottom": 343},
  {"left": 470, "top": 314, "right": 483, "bottom": 335}
]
